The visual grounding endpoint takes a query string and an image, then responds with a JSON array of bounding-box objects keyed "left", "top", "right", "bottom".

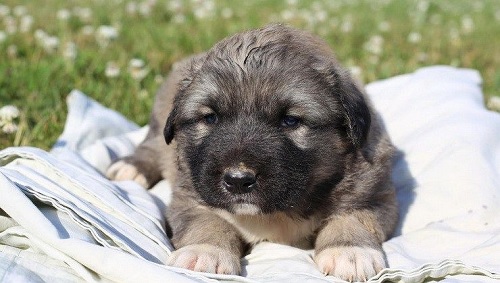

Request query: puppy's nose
[{"left": 223, "top": 169, "right": 257, "bottom": 194}]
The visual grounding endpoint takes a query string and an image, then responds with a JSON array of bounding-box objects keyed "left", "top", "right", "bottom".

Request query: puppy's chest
[{"left": 215, "top": 210, "right": 321, "bottom": 248}]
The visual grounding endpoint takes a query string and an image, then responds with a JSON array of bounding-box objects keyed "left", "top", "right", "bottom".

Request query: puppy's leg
[
  {"left": 314, "top": 208, "right": 394, "bottom": 282},
  {"left": 107, "top": 57, "right": 187, "bottom": 188},
  {"left": 106, "top": 134, "right": 164, "bottom": 188},
  {"left": 167, "top": 202, "right": 245, "bottom": 274}
]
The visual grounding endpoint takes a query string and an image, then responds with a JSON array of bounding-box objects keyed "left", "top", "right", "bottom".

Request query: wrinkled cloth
[{"left": 1, "top": 66, "right": 499, "bottom": 282}]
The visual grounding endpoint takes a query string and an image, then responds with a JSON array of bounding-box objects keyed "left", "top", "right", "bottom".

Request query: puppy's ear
[
  {"left": 164, "top": 107, "right": 177, "bottom": 144},
  {"left": 164, "top": 76, "right": 191, "bottom": 145},
  {"left": 320, "top": 65, "right": 371, "bottom": 148},
  {"left": 164, "top": 54, "right": 206, "bottom": 145},
  {"left": 337, "top": 76, "right": 371, "bottom": 148}
]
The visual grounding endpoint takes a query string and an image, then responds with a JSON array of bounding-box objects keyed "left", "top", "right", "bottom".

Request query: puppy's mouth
[
  {"left": 230, "top": 203, "right": 261, "bottom": 215},
  {"left": 225, "top": 194, "right": 262, "bottom": 215},
  {"left": 231, "top": 193, "right": 256, "bottom": 202}
]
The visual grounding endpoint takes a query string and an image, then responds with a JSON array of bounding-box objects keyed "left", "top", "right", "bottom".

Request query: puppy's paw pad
[
  {"left": 167, "top": 244, "right": 240, "bottom": 275},
  {"left": 106, "top": 160, "right": 149, "bottom": 188},
  {"left": 315, "top": 246, "right": 385, "bottom": 282}
]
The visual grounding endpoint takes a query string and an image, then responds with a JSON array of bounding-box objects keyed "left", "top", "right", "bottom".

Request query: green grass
[{"left": 1, "top": 0, "right": 499, "bottom": 150}]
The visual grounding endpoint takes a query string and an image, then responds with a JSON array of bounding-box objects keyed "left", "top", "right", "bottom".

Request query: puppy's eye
[
  {"left": 281, "top": 115, "right": 300, "bottom": 127},
  {"left": 204, "top": 113, "right": 218, "bottom": 124}
]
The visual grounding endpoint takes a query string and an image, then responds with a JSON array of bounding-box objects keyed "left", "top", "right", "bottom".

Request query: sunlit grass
[{"left": 1, "top": 0, "right": 499, "bottom": 149}]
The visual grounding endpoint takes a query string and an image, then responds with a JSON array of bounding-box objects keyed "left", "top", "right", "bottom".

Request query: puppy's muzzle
[{"left": 222, "top": 168, "right": 257, "bottom": 194}]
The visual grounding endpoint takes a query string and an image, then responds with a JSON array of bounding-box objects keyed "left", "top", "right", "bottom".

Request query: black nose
[{"left": 223, "top": 169, "right": 257, "bottom": 194}]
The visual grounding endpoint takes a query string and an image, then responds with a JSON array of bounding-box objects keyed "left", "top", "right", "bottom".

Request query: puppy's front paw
[
  {"left": 314, "top": 246, "right": 385, "bottom": 282},
  {"left": 106, "top": 160, "right": 149, "bottom": 188},
  {"left": 167, "top": 244, "right": 241, "bottom": 275}
]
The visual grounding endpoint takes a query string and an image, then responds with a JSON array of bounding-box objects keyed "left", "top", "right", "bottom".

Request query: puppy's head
[{"left": 165, "top": 24, "right": 371, "bottom": 216}]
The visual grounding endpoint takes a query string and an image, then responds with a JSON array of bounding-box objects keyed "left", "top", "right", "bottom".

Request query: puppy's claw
[
  {"left": 106, "top": 160, "right": 149, "bottom": 188},
  {"left": 167, "top": 244, "right": 241, "bottom": 275},
  {"left": 314, "top": 246, "right": 385, "bottom": 282}
]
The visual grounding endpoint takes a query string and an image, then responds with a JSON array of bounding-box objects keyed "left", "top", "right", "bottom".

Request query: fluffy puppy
[{"left": 107, "top": 24, "right": 398, "bottom": 282}]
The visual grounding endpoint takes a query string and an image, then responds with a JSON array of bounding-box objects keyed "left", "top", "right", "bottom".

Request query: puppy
[{"left": 107, "top": 24, "right": 398, "bottom": 282}]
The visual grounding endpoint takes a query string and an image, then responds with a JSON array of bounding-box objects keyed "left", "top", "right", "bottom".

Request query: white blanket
[{"left": 1, "top": 66, "right": 499, "bottom": 282}]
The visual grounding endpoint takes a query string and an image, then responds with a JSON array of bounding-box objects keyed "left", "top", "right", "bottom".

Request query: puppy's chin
[{"left": 230, "top": 203, "right": 261, "bottom": 215}]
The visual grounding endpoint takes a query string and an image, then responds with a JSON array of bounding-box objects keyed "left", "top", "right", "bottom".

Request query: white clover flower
[
  {"left": 97, "top": 25, "right": 118, "bottom": 39},
  {"left": 407, "top": 32, "right": 421, "bottom": 43},
  {"left": 130, "top": 68, "right": 149, "bottom": 80},
  {"left": 34, "top": 29, "right": 47, "bottom": 40},
  {"left": 105, "top": 61, "right": 121, "bottom": 78},
  {"left": 364, "top": 35, "right": 384, "bottom": 55},
  {"left": 340, "top": 16, "right": 353, "bottom": 33},
  {"left": 286, "top": 0, "right": 298, "bottom": 6},
  {"left": 138, "top": 89, "right": 149, "bottom": 99},
  {"left": 202, "top": 0, "right": 215, "bottom": 12},
  {"left": 13, "top": 5, "right": 27, "bottom": 17},
  {"left": 41, "top": 35, "right": 59, "bottom": 53},
  {"left": 487, "top": 97, "right": 500, "bottom": 112},
  {"left": 348, "top": 65, "right": 363, "bottom": 81},
  {"left": 20, "top": 15, "right": 33, "bottom": 32},
  {"left": 126, "top": 2, "right": 138, "bottom": 15},
  {"left": 2, "top": 122, "right": 18, "bottom": 134},
  {"left": 378, "top": 21, "right": 390, "bottom": 32},
  {"left": 139, "top": 1, "right": 156, "bottom": 16},
  {"left": 193, "top": 0, "right": 215, "bottom": 19},
  {"left": 280, "top": 10, "right": 295, "bottom": 21},
  {"left": 461, "top": 16, "right": 474, "bottom": 34},
  {"left": 96, "top": 25, "right": 118, "bottom": 47},
  {"left": 154, "top": 74, "right": 164, "bottom": 84},
  {"left": 316, "top": 10, "right": 327, "bottom": 23},
  {"left": 0, "top": 5, "right": 10, "bottom": 17},
  {"left": 0, "top": 30, "right": 6, "bottom": 42},
  {"left": 35, "top": 29, "right": 58, "bottom": 52},
  {"left": 416, "top": 1, "right": 429, "bottom": 13},
  {"left": 129, "top": 58, "right": 145, "bottom": 69},
  {"left": 7, "top": 45, "right": 17, "bottom": 58},
  {"left": 417, "top": 52, "right": 428, "bottom": 62},
  {"left": 4, "top": 16, "right": 16, "bottom": 34},
  {"left": 63, "top": 41, "right": 77, "bottom": 60},
  {"left": 73, "top": 7, "right": 92, "bottom": 22},
  {"left": 138, "top": 4, "right": 151, "bottom": 16},
  {"left": 167, "top": 0, "right": 183, "bottom": 12},
  {"left": 193, "top": 7, "right": 208, "bottom": 19},
  {"left": 449, "top": 27, "right": 460, "bottom": 42},
  {"left": 0, "top": 105, "right": 20, "bottom": 135},
  {"left": 341, "top": 21, "right": 352, "bottom": 33},
  {"left": 57, "top": 9, "right": 71, "bottom": 20},
  {"left": 128, "top": 58, "right": 149, "bottom": 80},
  {"left": 0, "top": 105, "right": 20, "bottom": 121},
  {"left": 221, "top": 7, "right": 233, "bottom": 19},
  {"left": 172, "top": 14, "right": 186, "bottom": 24}
]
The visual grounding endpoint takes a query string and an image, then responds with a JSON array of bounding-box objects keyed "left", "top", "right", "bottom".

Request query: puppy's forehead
[
  {"left": 190, "top": 61, "right": 333, "bottom": 119},
  {"left": 182, "top": 25, "right": 340, "bottom": 120}
]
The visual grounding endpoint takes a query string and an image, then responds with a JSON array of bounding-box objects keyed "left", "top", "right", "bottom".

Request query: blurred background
[{"left": 0, "top": 0, "right": 499, "bottom": 149}]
